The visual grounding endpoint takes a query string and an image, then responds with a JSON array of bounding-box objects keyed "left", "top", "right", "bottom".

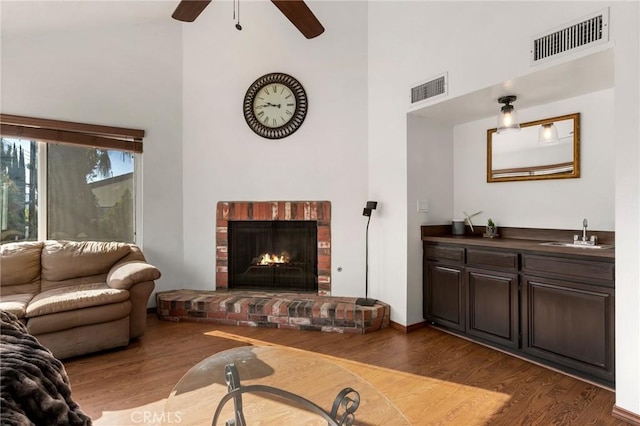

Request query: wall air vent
[
  {"left": 531, "top": 8, "right": 609, "bottom": 65},
  {"left": 410, "top": 72, "right": 448, "bottom": 106}
]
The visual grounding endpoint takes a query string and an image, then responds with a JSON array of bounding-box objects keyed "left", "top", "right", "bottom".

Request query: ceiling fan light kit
[{"left": 171, "top": 0, "right": 324, "bottom": 39}]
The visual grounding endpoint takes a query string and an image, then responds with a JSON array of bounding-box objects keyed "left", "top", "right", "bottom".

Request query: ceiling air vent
[
  {"left": 531, "top": 8, "right": 609, "bottom": 65},
  {"left": 410, "top": 73, "right": 448, "bottom": 105}
]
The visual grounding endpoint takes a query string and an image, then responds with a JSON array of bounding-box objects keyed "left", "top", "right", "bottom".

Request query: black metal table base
[{"left": 212, "top": 363, "right": 360, "bottom": 426}]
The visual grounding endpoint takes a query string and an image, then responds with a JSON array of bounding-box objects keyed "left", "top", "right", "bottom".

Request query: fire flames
[{"left": 257, "top": 252, "right": 290, "bottom": 265}]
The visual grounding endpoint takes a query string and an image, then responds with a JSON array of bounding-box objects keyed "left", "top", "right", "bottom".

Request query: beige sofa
[{"left": 0, "top": 240, "right": 160, "bottom": 359}]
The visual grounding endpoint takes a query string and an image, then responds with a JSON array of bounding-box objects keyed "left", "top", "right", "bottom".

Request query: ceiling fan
[{"left": 171, "top": 0, "right": 325, "bottom": 39}]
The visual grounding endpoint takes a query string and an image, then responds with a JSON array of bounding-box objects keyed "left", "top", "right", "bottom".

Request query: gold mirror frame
[{"left": 487, "top": 113, "right": 580, "bottom": 183}]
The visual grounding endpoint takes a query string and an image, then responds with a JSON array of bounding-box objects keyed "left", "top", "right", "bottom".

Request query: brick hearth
[{"left": 156, "top": 290, "right": 390, "bottom": 334}]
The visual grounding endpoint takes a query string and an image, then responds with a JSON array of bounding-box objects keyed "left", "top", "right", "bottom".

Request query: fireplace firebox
[{"left": 228, "top": 221, "right": 318, "bottom": 292}]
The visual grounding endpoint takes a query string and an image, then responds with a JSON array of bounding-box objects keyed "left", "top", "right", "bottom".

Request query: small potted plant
[{"left": 485, "top": 218, "right": 499, "bottom": 238}]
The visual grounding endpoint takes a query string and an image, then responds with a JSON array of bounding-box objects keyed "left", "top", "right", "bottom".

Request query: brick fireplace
[
  {"left": 216, "top": 201, "right": 332, "bottom": 295},
  {"left": 157, "top": 200, "right": 390, "bottom": 334}
]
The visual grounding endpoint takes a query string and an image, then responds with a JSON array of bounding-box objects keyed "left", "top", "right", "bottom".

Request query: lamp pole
[{"left": 357, "top": 201, "right": 377, "bottom": 307}]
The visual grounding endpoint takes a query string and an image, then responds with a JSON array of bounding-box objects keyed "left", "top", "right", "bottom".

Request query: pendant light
[
  {"left": 538, "top": 123, "right": 559, "bottom": 145},
  {"left": 497, "top": 95, "right": 520, "bottom": 134}
]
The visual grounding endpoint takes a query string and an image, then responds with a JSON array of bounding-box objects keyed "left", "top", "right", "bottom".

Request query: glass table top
[{"left": 163, "top": 345, "right": 410, "bottom": 425}]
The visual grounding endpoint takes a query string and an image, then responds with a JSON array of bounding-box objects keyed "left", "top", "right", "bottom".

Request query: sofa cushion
[
  {"left": 0, "top": 241, "right": 43, "bottom": 295},
  {"left": 41, "top": 240, "right": 131, "bottom": 282},
  {"left": 26, "top": 283, "right": 129, "bottom": 318},
  {"left": 27, "top": 300, "right": 131, "bottom": 335},
  {"left": 0, "top": 293, "right": 35, "bottom": 318}
]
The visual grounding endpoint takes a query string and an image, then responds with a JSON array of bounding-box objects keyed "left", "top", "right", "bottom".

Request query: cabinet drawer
[
  {"left": 522, "top": 254, "right": 614, "bottom": 285},
  {"left": 467, "top": 249, "right": 517, "bottom": 270},
  {"left": 424, "top": 245, "right": 464, "bottom": 263}
]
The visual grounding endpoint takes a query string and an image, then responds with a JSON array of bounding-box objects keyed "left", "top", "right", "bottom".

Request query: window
[
  {"left": 1, "top": 138, "right": 38, "bottom": 241},
  {"left": 1, "top": 115, "right": 144, "bottom": 244}
]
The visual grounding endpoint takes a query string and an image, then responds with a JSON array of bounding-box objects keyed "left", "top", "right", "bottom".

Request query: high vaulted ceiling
[{"left": 1, "top": 1, "right": 175, "bottom": 37}]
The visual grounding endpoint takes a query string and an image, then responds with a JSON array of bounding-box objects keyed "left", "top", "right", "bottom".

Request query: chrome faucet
[{"left": 574, "top": 218, "right": 597, "bottom": 246}]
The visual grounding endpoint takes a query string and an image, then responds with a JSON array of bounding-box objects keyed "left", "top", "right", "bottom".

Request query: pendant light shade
[
  {"left": 497, "top": 95, "right": 520, "bottom": 134},
  {"left": 538, "top": 123, "right": 559, "bottom": 145}
]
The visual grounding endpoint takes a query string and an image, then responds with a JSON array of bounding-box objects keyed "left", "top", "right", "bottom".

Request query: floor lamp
[{"left": 356, "top": 201, "right": 377, "bottom": 307}]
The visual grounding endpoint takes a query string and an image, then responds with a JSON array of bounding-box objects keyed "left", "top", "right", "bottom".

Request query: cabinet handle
[{"left": 437, "top": 266, "right": 460, "bottom": 274}]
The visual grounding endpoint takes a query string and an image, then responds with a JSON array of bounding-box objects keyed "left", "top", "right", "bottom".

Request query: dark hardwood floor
[{"left": 62, "top": 315, "right": 628, "bottom": 425}]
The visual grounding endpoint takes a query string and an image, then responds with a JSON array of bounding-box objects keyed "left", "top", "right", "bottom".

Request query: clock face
[
  {"left": 253, "top": 83, "right": 297, "bottom": 128},
  {"left": 243, "top": 73, "right": 307, "bottom": 139}
]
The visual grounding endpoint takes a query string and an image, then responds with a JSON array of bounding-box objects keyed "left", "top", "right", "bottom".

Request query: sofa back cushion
[
  {"left": 41, "top": 241, "right": 131, "bottom": 285},
  {"left": 0, "top": 241, "right": 43, "bottom": 296}
]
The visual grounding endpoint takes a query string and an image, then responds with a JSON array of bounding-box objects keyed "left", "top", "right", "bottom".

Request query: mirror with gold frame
[{"left": 487, "top": 113, "right": 580, "bottom": 183}]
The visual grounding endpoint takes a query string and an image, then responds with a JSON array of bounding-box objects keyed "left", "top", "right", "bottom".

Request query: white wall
[
  {"left": 407, "top": 116, "right": 453, "bottom": 325},
  {"left": 0, "top": 22, "right": 184, "bottom": 302},
  {"left": 181, "top": 1, "right": 369, "bottom": 297},
  {"left": 454, "top": 89, "right": 615, "bottom": 231},
  {"left": 612, "top": 2, "right": 640, "bottom": 415}
]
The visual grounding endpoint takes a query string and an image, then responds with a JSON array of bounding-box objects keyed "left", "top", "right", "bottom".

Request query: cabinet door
[
  {"left": 423, "top": 263, "right": 465, "bottom": 331},
  {"left": 466, "top": 268, "right": 519, "bottom": 348},
  {"left": 521, "top": 275, "right": 614, "bottom": 383}
]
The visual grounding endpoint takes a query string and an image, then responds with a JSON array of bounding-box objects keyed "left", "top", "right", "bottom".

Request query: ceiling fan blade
[
  {"left": 271, "top": 0, "right": 325, "bottom": 39},
  {"left": 172, "top": 0, "right": 212, "bottom": 22}
]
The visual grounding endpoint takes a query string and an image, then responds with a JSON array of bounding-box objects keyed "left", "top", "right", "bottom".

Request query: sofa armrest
[{"left": 107, "top": 261, "right": 161, "bottom": 290}]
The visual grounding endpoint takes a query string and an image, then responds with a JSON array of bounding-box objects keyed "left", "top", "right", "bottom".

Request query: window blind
[{"left": 0, "top": 114, "right": 144, "bottom": 153}]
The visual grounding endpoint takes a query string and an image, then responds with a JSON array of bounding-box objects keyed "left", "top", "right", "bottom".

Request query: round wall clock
[{"left": 243, "top": 73, "right": 308, "bottom": 139}]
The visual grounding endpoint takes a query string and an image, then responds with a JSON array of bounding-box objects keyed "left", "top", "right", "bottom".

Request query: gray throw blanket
[{"left": 0, "top": 310, "right": 92, "bottom": 426}]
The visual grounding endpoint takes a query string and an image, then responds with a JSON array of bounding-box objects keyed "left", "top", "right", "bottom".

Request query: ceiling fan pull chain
[{"left": 235, "top": 0, "right": 242, "bottom": 31}]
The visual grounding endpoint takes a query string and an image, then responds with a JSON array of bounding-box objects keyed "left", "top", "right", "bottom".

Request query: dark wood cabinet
[
  {"left": 424, "top": 244, "right": 519, "bottom": 347},
  {"left": 465, "top": 248, "right": 519, "bottom": 348},
  {"left": 521, "top": 254, "right": 615, "bottom": 384},
  {"left": 422, "top": 240, "right": 615, "bottom": 387},
  {"left": 466, "top": 268, "right": 519, "bottom": 348},
  {"left": 423, "top": 263, "right": 465, "bottom": 331}
]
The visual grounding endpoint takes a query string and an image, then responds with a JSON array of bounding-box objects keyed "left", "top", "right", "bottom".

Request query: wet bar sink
[{"left": 539, "top": 241, "right": 614, "bottom": 250}]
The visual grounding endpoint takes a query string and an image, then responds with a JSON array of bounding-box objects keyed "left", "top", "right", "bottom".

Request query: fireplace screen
[{"left": 228, "top": 221, "right": 318, "bottom": 292}]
